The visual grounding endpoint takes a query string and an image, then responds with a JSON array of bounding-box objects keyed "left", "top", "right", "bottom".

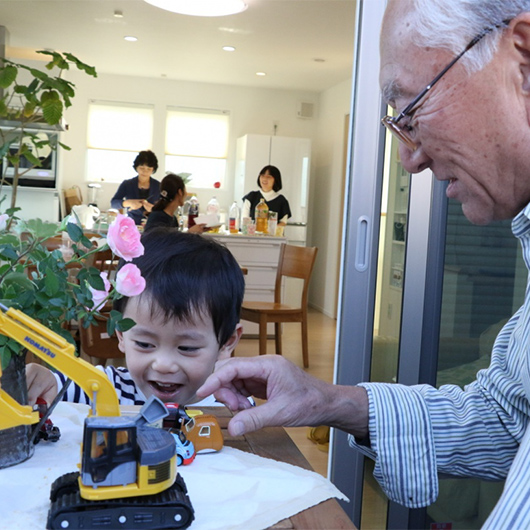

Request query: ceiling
[{"left": 0, "top": 0, "right": 357, "bottom": 93}]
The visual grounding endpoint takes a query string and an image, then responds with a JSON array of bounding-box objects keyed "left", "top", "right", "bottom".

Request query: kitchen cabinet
[{"left": 204, "top": 233, "right": 286, "bottom": 337}]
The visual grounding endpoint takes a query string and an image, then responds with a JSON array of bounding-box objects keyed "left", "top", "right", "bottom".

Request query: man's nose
[{"left": 398, "top": 143, "right": 432, "bottom": 174}]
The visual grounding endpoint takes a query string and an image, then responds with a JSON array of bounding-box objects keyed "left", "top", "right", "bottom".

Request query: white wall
[{"left": 309, "top": 79, "right": 352, "bottom": 318}]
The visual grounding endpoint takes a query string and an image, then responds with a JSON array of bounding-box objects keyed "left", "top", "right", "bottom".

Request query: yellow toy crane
[{"left": 0, "top": 304, "right": 194, "bottom": 530}]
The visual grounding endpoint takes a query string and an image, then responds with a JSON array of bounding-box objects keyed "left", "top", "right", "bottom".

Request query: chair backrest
[
  {"left": 274, "top": 244, "right": 318, "bottom": 306},
  {"left": 91, "top": 248, "right": 121, "bottom": 280},
  {"left": 79, "top": 313, "right": 123, "bottom": 363}
]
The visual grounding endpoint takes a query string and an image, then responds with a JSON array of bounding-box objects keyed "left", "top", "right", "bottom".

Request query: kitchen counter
[{"left": 203, "top": 233, "right": 286, "bottom": 336}]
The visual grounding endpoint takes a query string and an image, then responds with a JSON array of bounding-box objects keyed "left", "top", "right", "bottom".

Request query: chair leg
[
  {"left": 259, "top": 315, "right": 268, "bottom": 356},
  {"left": 274, "top": 323, "right": 282, "bottom": 356},
  {"left": 301, "top": 317, "right": 309, "bottom": 368}
]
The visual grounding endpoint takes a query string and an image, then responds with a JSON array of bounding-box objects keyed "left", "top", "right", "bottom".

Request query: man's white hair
[{"left": 409, "top": 0, "right": 530, "bottom": 73}]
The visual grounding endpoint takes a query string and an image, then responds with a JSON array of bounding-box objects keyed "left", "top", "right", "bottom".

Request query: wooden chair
[
  {"left": 78, "top": 313, "right": 125, "bottom": 367},
  {"left": 240, "top": 243, "right": 318, "bottom": 368},
  {"left": 91, "top": 247, "right": 120, "bottom": 280}
]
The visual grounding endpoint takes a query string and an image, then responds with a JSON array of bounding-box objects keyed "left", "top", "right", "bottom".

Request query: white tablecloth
[{"left": 1, "top": 402, "right": 348, "bottom": 529}]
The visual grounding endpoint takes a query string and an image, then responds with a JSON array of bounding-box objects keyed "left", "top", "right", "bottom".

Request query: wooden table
[{"left": 198, "top": 407, "right": 355, "bottom": 530}]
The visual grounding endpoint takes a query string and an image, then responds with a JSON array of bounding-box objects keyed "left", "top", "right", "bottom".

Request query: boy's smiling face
[{"left": 117, "top": 296, "right": 241, "bottom": 404}]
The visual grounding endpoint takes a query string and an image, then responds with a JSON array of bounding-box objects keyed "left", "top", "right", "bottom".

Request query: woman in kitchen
[
  {"left": 144, "top": 173, "right": 207, "bottom": 233},
  {"left": 241, "top": 165, "right": 291, "bottom": 225},
  {"left": 110, "top": 150, "right": 161, "bottom": 226}
]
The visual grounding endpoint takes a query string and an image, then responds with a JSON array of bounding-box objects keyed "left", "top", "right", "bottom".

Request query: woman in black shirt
[{"left": 241, "top": 165, "right": 291, "bottom": 225}]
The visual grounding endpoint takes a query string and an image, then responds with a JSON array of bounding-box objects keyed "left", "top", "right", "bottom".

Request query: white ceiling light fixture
[
  {"left": 144, "top": 0, "right": 247, "bottom": 17},
  {"left": 222, "top": 46, "right": 236, "bottom": 52},
  {"left": 124, "top": 36, "right": 138, "bottom": 42}
]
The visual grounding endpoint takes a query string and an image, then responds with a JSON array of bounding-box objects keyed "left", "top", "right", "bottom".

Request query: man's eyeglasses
[{"left": 381, "top": 20, "right": 511, "bottom": 151}]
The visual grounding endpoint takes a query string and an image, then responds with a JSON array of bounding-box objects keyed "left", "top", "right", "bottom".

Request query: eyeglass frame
[{"left": 381, "top": 19, "right": 511, "bottom": 151}]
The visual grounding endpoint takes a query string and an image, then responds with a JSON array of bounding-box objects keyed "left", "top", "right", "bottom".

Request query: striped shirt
[
  {"left": 349, "top": 203, "right": 530, "bottom": 526},
  {"left": 54, "top": 366, "right": 147, "bottom": 406}
]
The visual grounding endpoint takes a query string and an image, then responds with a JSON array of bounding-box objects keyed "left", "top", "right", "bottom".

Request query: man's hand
[
  {"left": 26, "top": 363, "right": 58, "bottom": 406},
  {"left": 197, "top": 355, "right": 369, "bottom": 438}
]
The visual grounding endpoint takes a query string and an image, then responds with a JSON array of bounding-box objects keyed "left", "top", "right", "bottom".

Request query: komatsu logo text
[{"left": 24, "top": 336, "right": 55, "bottom": 358}]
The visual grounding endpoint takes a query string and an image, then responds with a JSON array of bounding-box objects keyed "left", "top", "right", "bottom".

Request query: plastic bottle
[
  {"left": 187, "top": 196, "right": 199, "bottom": 228},
  {"left": 206, "top": 196, "right": 220, "bottom": 222},
  {"left": 255, "top": 198, "right": 269, "bottom": 234},
  {"left": 229, "top": 201, "right": 240, "bottom": 234}
]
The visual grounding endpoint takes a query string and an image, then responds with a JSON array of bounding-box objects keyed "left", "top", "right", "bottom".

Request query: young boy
[{"left": 26, "top": 227, "right": 245, "bottom": 407}]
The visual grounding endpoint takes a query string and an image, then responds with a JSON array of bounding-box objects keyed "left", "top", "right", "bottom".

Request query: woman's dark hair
[
  {"left": 133, "top": 150, "right": 158, "bottom": 173},
  {"left": 151, "top": 173, "right": 185, "bottom": 212},
  {"left": 114, "top": 228, "right": 245, "bottom": 347},
  {"left": 257, "top": 165, "right": 282, "bottom": 192}
]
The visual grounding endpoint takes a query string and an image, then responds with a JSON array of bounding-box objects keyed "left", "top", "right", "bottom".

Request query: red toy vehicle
[{"left": 34, "top": 398, "right": 61, "bottom": 443}]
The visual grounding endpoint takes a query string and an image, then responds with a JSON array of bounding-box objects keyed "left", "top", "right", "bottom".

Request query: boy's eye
[
  {"left": 134, "top": 340, "right": 154, "bottom": 350},
  {"left": 179, "top": 346, "right": 200, "bottom": 354}
]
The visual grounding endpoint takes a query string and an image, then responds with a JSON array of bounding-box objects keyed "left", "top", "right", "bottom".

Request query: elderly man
[{"left": 198, "top": 0, "right": 530, "bottom": 526}]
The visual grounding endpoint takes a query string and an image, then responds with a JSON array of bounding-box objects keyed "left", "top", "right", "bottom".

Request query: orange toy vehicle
[{"left": 181, "top": 414, "right": 223, "bottom": 454}]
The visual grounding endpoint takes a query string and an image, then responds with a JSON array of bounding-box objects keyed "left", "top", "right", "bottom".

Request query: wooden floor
[{"left": 234, "top": 308, "right": 336, "bottom": 477}]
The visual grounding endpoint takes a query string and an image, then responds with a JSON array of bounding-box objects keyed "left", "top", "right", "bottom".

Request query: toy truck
[{"left": 0, "top": 303, "right": 194, "bottom": 530}]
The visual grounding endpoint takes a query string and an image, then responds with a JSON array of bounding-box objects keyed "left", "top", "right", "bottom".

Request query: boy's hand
[{"left": 25, "top": 363, "right": 58, "bottom": 406}]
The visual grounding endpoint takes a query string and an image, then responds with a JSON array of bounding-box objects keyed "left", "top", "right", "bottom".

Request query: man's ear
[
  {"left": 218, "top": 324, "right": 243, "bottom": 360},
  {"left": 116, "top": 330, "right": 126, "bottom": 354},
  {"left": 511, "top": 15, "right": 530, "bottom": 92}
]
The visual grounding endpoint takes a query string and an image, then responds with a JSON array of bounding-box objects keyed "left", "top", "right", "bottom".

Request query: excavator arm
[{"left": 0, "top": 303, "right": 120, "bottom": 431}]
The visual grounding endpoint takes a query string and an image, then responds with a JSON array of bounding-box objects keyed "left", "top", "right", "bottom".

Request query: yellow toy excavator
[{"left": 0, "top": 303, "right": 194, "bottom": 530}]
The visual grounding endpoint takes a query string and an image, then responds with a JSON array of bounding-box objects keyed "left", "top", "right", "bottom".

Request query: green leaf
[
  {"left": 115, "top": 317, "right": 136, "bottom": 333},
  {"left": 0, "top": 64, "right": 17, "bottom": 88},
  {"left": 66, "top": 222, "right": 83, "bottom": 242},
  {"left": 44, "top": 267, "right": 60, "bottom": 295},
  {"left": 3, "top": 272, "right": 34, "bottom": 292},
  {"left": 41, "top": 96, "right": 63, "bottom": 125}
]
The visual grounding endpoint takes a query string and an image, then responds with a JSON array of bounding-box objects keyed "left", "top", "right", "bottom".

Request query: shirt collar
[{"left": 260, "top": 189, "right": 280, "bottom": 201}]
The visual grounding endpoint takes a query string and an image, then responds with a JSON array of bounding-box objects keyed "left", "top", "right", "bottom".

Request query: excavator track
[{"left": 47, "top": 472, "right": 194, "bottom": 530}]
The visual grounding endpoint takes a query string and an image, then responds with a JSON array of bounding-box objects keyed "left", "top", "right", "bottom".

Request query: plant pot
[{"left": 0, "top": 350, "right": 34, "bottom": 468}]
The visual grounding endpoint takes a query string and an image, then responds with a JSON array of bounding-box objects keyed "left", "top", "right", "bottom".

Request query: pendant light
[{"left": 144, "top": 0, "right": 247, "bottom": 17}]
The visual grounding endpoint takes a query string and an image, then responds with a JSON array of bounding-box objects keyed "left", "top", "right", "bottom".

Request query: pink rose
[
  {"left": 88, "top": 272, "right": 111, "bottom": 311},
  {"left": 116, "top": 263, "right": 146, "bottom": 297},
  {"left": 107, "top": 214, "right": 144, "bottom": 262}
]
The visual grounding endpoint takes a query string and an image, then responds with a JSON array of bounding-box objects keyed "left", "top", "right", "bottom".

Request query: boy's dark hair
[
  {"left": 151, "top": 173, "right": 185, "bottom": 212},
  {"left": 257, "top": 165, "right": 282, "bottom": 192},
  {"left": 133, "top": 150, "right": 158, "bottom": 173},
  {"left": 114, "top": 228, "right": 244, "bottom": 346}
]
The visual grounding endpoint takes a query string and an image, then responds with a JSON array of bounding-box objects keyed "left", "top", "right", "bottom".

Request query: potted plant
[{"left": 0, "top": 52, "right": 144, "bottom": 468}]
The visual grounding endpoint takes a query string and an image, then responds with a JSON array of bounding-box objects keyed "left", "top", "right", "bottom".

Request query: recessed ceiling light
[
  {"left": 124, "top": 36, "right": 138, "bottom": 42},
  {"left": 114, "top": 10, "right": 123, "bottom": 18},
  {"left": 144, "top": 0, "right": 247, "bottom": 17},
  {"left": 223, "top": 46, "right": 236, "bottom": 52},
  {"left": 256, "top": 72, "right": 266, "bottom": 77}
]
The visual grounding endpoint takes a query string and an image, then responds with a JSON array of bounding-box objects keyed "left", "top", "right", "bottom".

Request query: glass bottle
[
  {"left": 255, "top": 198, "right": 269, "bottom": 234},
  {"left": 188, "top": 196, "right": 199, "bottom": 228},
  {"left": 229, "top": 201, "right": 240, "bottom": 234},
  {"left": 206, "top": 196, "right": 220, "bottom": 222}
]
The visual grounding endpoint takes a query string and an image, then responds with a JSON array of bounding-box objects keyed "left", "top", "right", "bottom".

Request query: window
[
  {"left": 86, "top": 101, "right": 154, "bottom": 184},
  {"left": 165, "top": 107, "right": 229, "bottom": 189}
]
